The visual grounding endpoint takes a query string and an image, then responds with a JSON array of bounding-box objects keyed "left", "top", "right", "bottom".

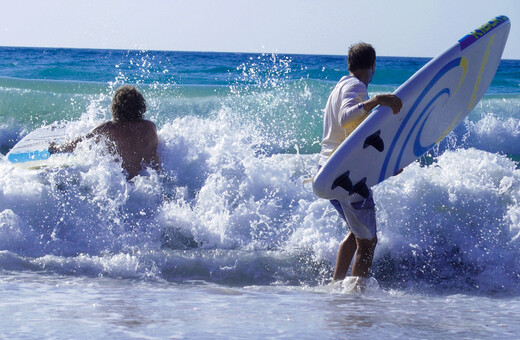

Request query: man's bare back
[
  {"left": 91, "top": 120, "right": 159, "bottom": 179},
  {"left": 49, "top": 85, "right": 160, "bottom": 180}
]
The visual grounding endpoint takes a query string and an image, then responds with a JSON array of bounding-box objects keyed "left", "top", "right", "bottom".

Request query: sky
[{"left": 1, "top": 0, "right": 519, "bottom": 59}]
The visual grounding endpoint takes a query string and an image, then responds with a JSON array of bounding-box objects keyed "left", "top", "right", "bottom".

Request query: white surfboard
[
  {"left": 6, "top": 123, "right": 89, "bottom": 169},
  {"left": 313, "top": 15, "right": 511, "bottom": 200}
]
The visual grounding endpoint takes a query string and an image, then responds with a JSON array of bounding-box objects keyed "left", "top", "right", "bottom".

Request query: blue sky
[{"left": 1, "top": 0, "right": 518, "bottom": 59}]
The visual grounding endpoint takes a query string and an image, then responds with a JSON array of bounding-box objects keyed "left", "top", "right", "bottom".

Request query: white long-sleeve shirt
[{"left": 319, "top": 75, "right": 369, "bottom": 166}]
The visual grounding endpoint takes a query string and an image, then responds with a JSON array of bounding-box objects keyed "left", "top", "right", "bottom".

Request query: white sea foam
[
  {"left": 1, "top": 84, "right": 519, "bottom": 292},
  {"left": 375, "top": 148, "right": 520, "bottom": 291},
  {"left": 1, "top": 104, "right": 519, "bottom": 293}
]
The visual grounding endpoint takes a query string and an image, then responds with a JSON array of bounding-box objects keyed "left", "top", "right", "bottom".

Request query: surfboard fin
[
  {"left": 332, "top": 172, "right": 369, "bottom": 198},
  {"left": 331, "top": 171, "right": 353, "bottom": 193},
  {"left": 352, "top": 178, "right": 369, "bottom": 198},
  {"left": 363, "top": 130, "right": 384, "bottom": 152}
]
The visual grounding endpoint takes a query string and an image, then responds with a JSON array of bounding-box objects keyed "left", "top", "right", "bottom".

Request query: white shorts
[{"left": 330, "top": 196, "right": 377, "bottom": 240}]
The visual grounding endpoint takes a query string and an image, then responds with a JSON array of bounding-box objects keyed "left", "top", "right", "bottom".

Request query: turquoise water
[{"left": 1, "top": 47, "right": 520, "bottom": 338}]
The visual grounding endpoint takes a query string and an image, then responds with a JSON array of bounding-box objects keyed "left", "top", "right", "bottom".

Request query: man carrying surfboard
[
  {"left": 318, "top": 43, "right": 402, "bottom": 280},
  {"left": 49, "top": 85, "right": 160, "bottom": 180}
]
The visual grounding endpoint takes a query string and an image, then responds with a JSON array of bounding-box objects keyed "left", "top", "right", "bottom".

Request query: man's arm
[
  {"left": 362, "top": 94, "right": 403, "bottom": 114},
  {"left": 48, "top": 136, "right": 83, "bottom": 154},
  {"left": 48, "top": 122, "right": 107, "bottom": 154},
  {"left": 338, "top": 84, "right": 372, "bottom": 128}
]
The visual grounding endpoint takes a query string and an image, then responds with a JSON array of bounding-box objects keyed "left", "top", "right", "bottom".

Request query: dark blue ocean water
[{"left": 0, "top": 47, "right": 519, "bottom": 338}]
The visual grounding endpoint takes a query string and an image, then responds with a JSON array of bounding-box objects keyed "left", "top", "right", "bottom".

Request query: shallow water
[{"left": 2, "top": 272, "right": 519, "bottom": 339}]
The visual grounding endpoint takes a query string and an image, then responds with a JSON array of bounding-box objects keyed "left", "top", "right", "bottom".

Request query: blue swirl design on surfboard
[{"left": 379, "top": 57, "right": 465, "bottom": 182}]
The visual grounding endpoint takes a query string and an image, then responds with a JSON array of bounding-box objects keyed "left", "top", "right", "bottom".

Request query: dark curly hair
[
  {"left": 347, "top": 42, "right": 376, "bottom": 72},
  {"left": 111, "top": 85, "right": 146, "bottom": 122}
]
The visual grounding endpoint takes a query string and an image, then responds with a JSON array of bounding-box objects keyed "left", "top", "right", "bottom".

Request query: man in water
[
  {"left": 49, "top": 85, "right": 160, "bottom": 179},
  {"left": 318, "top": 43, "right": 402, "bottom": 280}
]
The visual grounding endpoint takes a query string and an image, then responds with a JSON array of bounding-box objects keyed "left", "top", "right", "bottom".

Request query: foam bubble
[
  {"left": 0, "top": 209, "right": 37, "bottom": 254},
  {"left": 463, "top": 112, "right": 520, "bottom": 155},
  {"left": 374, "top": 148, "right": 520, "bottom": 292}
]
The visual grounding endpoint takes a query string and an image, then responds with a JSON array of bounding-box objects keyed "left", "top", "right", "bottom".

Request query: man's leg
[
  {"left": 333, "top": 231, "right": 357, "bottom": 281},
  {"left": 350, "top": 236, "right": 377, "bottom": 277}
]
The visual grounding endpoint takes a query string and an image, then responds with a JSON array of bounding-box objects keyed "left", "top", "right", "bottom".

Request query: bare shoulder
[
  {"left": 90, "top": 121, "right": 115, "bottom": 135},
  {"left": 130, "top": 120, "right": 159, "bottom": 143},
  {"left": 138, "top": 120, "right": 159, "bottom": 138},
  {"left": 140, "top": 120, "right": 158, "bottom": 131}
]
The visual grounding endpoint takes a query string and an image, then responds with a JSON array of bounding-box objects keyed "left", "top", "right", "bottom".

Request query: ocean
[{"left": 0, "top": 47, "right": 519, "bottom": 339}]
